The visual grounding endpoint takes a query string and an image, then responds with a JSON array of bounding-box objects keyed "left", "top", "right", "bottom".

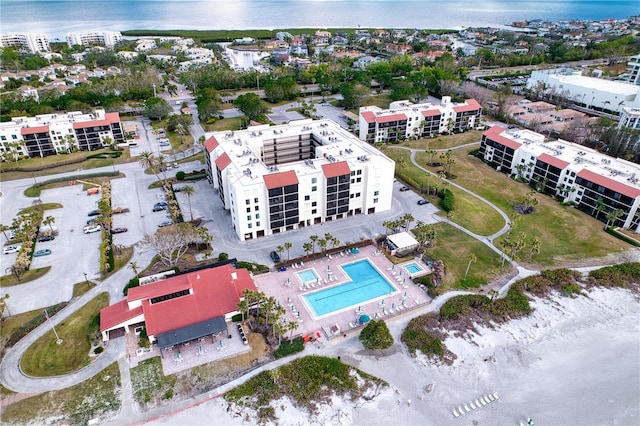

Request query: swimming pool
[
  {"left": 405, "top": 263, "right": 421, "bottom": 274},
  {"left": 297, "top": 269, "right": 319, "bottom": 284},
  {"left": 302, "top": 259, "right": 396, "bottom": 317}
]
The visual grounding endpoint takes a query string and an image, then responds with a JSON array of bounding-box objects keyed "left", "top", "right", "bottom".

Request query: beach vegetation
[
  {"left": 402, "top": 263, "right": 640, "bottom": 363},
  {"left": 359, "top": 319, "right": 394, "bottom": 350},
  {"left": 224, "top": 355, "right": 387, "bottom": 421},
  {"left": 273, "top": 336, "right": 304, "bottom": 359},
  {"left": 0, "top": 362, "right": 120, "bottom": 425}
]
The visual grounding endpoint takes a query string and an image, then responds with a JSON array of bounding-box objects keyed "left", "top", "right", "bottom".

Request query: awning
[{"left": 157, "top": 316, "right": 227, "bottom": 349}]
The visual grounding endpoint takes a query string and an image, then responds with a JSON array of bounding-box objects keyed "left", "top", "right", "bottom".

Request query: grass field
[
  {"left": 20, "top": 293, "right": 109, "bottom": 377},
  {"left": 414, "top": 147, "right": 629, "bottom": 266},
  {"left": 18, "top": 203, "right": 63, "bottom": 214},
  {"left": 424, "top": 222, "right": 505, "bottom": 289},
  {"left": 387, "top": 148, "right": 505, "bottom": 236},
  {"left": 400, "top": 130, "right": 484, "bottom": 150},
  {"left": 0, "top": 266, "right": 51, "bottom": 287},
  {"left": 1, "top": 362, "right": 121, "bottom": 425}
]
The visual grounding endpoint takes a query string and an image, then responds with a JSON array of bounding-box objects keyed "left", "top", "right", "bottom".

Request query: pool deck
[{"left": 254, "top": 245, "right": 432, "bottom": 340}]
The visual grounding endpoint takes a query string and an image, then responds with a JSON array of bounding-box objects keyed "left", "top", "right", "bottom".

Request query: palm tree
[
  {"left": 181, "top": 185, "right": 196, "bottom": 222},
  {"left": 401, "top": 213, "right": 414, "bottom": 231},
  {"left": 0, "top": 224, "right": 10, "bottom": 241},
  {"left": 303, "top": 242, "right": 313, "bottom": 257},
  {"left": 42, "top": 215, "right": 55, "bottom": 233},
  {"left": 276, "top": 245, "right": 285, "bottom": 260},
  {"left": 283, "top": 241, "right": 293, "bottom": 261},
  {"left": 318, "top": 238, "right": 327, "bottom": 255},
  {"left": 605, "top": 209, "right": 624, "bottom": 229},
  {"left": 527, "top": 237, "right": 541, "bottom": 262},
  {"left": 139, "top": 151, "right": 165, "bottom": 188},
  {"left": 128, "top": 261, "right": 139, "bottom": 277},
  {"left": 309, "top": 234, "right": 319, "bottom": 254},
  {"left": 464, "top": 253, "right": 477, "bottom": 278}
]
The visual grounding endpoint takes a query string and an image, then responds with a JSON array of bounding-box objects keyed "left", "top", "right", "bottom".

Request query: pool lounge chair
[
  {"left": 469, "top": 402, "right": 476, "bottom": 409},
  {"left": 492, "top": 392, "right": 499, "bottom": 400},
  {"left": 300, "top": 261, "right": 304, "bottom": 266},
  {"left": 458, "top": 406, "right": 466, "bottom": 415},
  {"left": 463, "top": 404, "right": 470, "bottom": 413},
  {"left": 476, "top": 399, "right": 484, "bottom": 407},
  {"left": 487, "top": 394, "right": 495, "bottom": 402},
  {"left": 452, "top": 409, "right": 459, "bottom": 418}
]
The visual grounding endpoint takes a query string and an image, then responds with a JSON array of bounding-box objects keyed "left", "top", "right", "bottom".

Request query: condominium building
[
  {"left": 479, "top": 126, "right": 640, "bottom": 229},
  {"left": 0, "top": 33, "right": 50, "bottom": 53},
  {"left": 66, "top": 31, "right": 122, "bottom": 48},
  {"left": 0, "top": 109, "right": 125, "bottom": 159},
  {"left": 358, "top": 97, "right": 482, "bottom": 144},
  {"left": 619, "top": 106, "right": 640, "bottom": 129},
  {"left": 204, "top": 119, "right": 395, "bottom": 241}
]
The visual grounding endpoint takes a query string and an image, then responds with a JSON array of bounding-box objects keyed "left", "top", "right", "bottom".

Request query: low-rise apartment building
[
  {"left": 479, "top": 126, "right": 640, "bottom": 229},
  {"left": 0, "top": 109, "right": 125, "bottom": 160},
  {"left": 204, "top": 119, "right": 395, "bottom": 241},
  {"left": 358, "top": 97, "right": 482, "bottom": 143}
]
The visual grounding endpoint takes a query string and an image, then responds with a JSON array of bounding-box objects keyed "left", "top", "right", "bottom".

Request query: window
[
  {"left": 256, "top": 222, "right": 260, "bottom": 227},
  {"left": 246, "top": 199, "right": 250, "bottom": 205},
  {"left": 254, "top": 197, "right": 258, "bottom": 203},
  {"left": 255, "top": 206, "right": 259, "bottom": 211},
  {"left": 247, "top": 215, "right": 251, "bottom": 221},
  {"left": 374, "top": 190, "right": 379, "bottom": 196},
  {"left": 312, "top": 201, "right": 317, "bottom": 207},
  {"left": 357, "top": 170, "right": 362, "bottom": 175},
  {"left": 255, "top": 213, "right": 260, "bottom": 219},
  {"left": 311, "top": 177, "right": 317, "bottom": 184},
  {"left": 246, "top": 207, "right": 251, "bottom": 213},
  {"left": 373, "top": 198, "right": 378, "bottom": 203},
  {"left": 356, "top": 177, "right": 362, "bottom": 183},
  {"left": 248, "top": 223, "right": 252, "bottom": 229},
  {"left": 312, "top": 186, "right": 317, "bottom": 192},
  {"left": 312, "top": 209, "right": 317, "bottom": 214},
  {"left": 304, "top": 195, "right": 310, "bottom": 201}
]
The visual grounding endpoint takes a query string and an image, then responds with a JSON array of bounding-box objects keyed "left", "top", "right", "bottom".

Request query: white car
[
  {"left": 83, "top": 225, "right": 102, "bottom": 234},
  {"left": 3, "top": 245, "right": 20, "bottom": 254}
]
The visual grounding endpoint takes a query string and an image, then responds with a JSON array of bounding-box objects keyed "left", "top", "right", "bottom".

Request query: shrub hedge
[{"left": 273, "top": 336, "right": 305, "bottom": 359}]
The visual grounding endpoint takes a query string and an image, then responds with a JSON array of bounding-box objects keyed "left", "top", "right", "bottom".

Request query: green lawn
[
  {"left": 387, "top": 149, "right": 504, "bottom": 236},
  {"left": 20, "top": 293, "right": 109, "bottom": 376},
  {"left": 401, "top": 130, "right": 484, "bottom": 150},
  {"left": 201, "top": 117, "right": 243, "bottom": 132},
  {"left": 0, "top": 266, "right": 51, "bottom": 287},
  {"left": 425, "top": 222, "right": 504, "bottom": 289},
  {"left": 18, "top": 203, "right": 63, "bottom": 214}
]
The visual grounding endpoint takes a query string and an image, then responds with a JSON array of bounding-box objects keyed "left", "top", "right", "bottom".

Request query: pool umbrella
[
  {"left": 391, "top": 302, "right": 396, "bottom": 310},
  {"left": 287, "top": 296, "right": 291, "bottom": 303},
  {"left": 392, "top": 264, "right": 395, "bottom": 270},
  {"left": 296, "top": 311, "right": 301, "bottom": 318},
  {"left": 359, "top": 314, "right": 371, "bottom": 325},
  {"left": 403, "top": 291, "right": 407, "bottom": 298},
  {"left": 357, "top": 306, "right": 362, "bottom": 313},
  {"left": 382, "top": 306, "right": 386, "bottom": 315},
  {"left": 283, "top": 316, "right": 288, "bottom": 323},
  {"left": 402, "top": 278, "right": 406, "bottom": 284},
  {"left": 276, "top": 300, "right": 281, "bottom": 307},
  {"left": 287, "top": 277, "right": 290, "bottom": 284},
  {"left": 401, "top": 299, "right": 407, "bottom": 308},
  {"left": 327, "top": 265, "right": 331, "bottom": 271},
  {"left": 399, "top": 270, "right": 402, "bottom": 276}
]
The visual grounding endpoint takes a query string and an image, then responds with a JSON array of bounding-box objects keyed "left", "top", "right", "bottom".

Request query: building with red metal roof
[
  {"left": 358, "top": 96, "right": 482, "bottom": 143},
  {"left": 479, "top": 125, "right": 640, "bottom": 229},
  {"left": 100, "top": 262, "right": 256, "bottom": 347}
]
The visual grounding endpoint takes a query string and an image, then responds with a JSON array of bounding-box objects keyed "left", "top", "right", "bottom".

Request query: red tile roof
[
  {"left": 214, "top": 152, "right": 231, "bottom": 171},
  {"left": 421, "top": 109, "right": 441, "bottom": 117},
  {"left": 100, "top": 264, "right": 257, "bottom": 337},
  {"left": 538, "top": 153, "right": 570, "bottom": 170},
  {"left": 361, "top": 111, "right": 376, "bottom": 123},
  {"left": 483, "top": 126, "right": 522, "bottom": 151},
  {"left": 20, "top": 125, "right": 50, "bottom": 135},
  {"left": 321, "top": 161, "right": 350, "bottom": 178},
  {"left": 577, "top": 169, "right": 640, "bottom": 199},
  {"left": 142, "top": 266, "right": 256, "bottom": 337},
  {"left": 453, "top": 99, "right": 482, "bottom": 113},
  {"left": 99, "top": 300, "right": 143, "bottom": 331},
  {"left": 72, "top": 112, "right": 120, "bottom": 129},
  {"left": 376, "top": 113, "right": 407, "bottom": 123},
  {"left": 263, "top": 170, "right": 299, "bottom": 189},
  {"left": 204, "top": 136, "right": 219, "bottom": 153}
]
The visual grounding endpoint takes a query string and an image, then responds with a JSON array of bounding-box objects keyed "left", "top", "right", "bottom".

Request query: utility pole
[{"left": 44, "top": 309, "right": 63, "bottom": 345}]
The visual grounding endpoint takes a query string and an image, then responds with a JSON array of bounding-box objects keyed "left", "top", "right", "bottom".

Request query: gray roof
[{"left": 157, "top": 316, "right": 227, "bottom": 348}]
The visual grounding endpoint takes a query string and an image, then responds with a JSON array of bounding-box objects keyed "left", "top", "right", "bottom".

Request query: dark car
[
  {"left": 112, "top": 227, "right": 128, "bottom": 234},
  {"left": 88, "top": 209, "right": 100, "bottom": 216},
  {"left": 399, "top": 186, "right": 410, "bottom": 192},
  {"left": 38, "top": 235, "right": 55, "bottom": 242},
  {"left": 152, "top": 205, "right": 167, "bottom": 212},
  {"left": 417, "top": 199, "right": 430, "bottom": 205},
  {"left": 270, "top": 251, "right": 281, "bottom": 263}
]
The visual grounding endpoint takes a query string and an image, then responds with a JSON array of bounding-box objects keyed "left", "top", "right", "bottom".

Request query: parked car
[
  {"left": 399, "top": 186, "right": 410, "bottom": 192},
  {"left": 155, "top": 201, "right": 168, "bottom": 207},
  {"left": 87, "top": 218, "right": 98, "bottom": 225},
  {"left": 173, "top": 162, "right": 179, "bottom": 169},
  {"left": 33, "top": 249, "right": 52, "bottom": 257},
  {"left": 112, "top": 227, "right": 128, "bottom": 234},
  {"left": 7, "top": 230, "right": 16, "bottom": 240},
  {"left": 270, "top": 250, "right": 281, "bottom": 263},
  {"left": 3, "top": 245, "right": 20, "bottom": 254},
  {"left": 88, "top": 209, "right": 100, "bottom": 216},
  {"left": 158, "top": 220, "right": 173, "bottom": 228},
  {"left": 83, "top": 225, "right": 102, "bottom": 234},
  {"left": 152, "top": 205, "right": 167, "bottom": 212},
  {"left": 38, "top": 235, "right": 55, "bottom": 242},
  {"left": 417, "top": 199, "right": 430, "bottom": 205}
]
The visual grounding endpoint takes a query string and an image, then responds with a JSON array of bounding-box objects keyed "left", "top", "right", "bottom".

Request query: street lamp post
[{"left": 83, "top": 272, "right": 89, "bottom": 290}]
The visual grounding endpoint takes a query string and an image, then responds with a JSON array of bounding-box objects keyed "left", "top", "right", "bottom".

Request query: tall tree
[
  {"left": 181, "top": 185, "right": 196, "bottom": 222},
  {"left": 464, "top": 253, "right": 477, "bottom": 278}
]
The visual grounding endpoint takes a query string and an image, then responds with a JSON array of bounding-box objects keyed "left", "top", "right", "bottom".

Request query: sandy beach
[{"left": 147, "top": 287, "right": 639, "bottom": 426}]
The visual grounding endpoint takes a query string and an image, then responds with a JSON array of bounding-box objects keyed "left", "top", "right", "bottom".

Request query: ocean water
[{"left": 1, "top": 0, "right": 638, "bottom": 40}]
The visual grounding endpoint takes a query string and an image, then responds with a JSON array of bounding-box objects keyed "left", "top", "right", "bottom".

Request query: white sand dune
[{"left": 149, "top": 287, "right": 640, "bottom": 426}]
